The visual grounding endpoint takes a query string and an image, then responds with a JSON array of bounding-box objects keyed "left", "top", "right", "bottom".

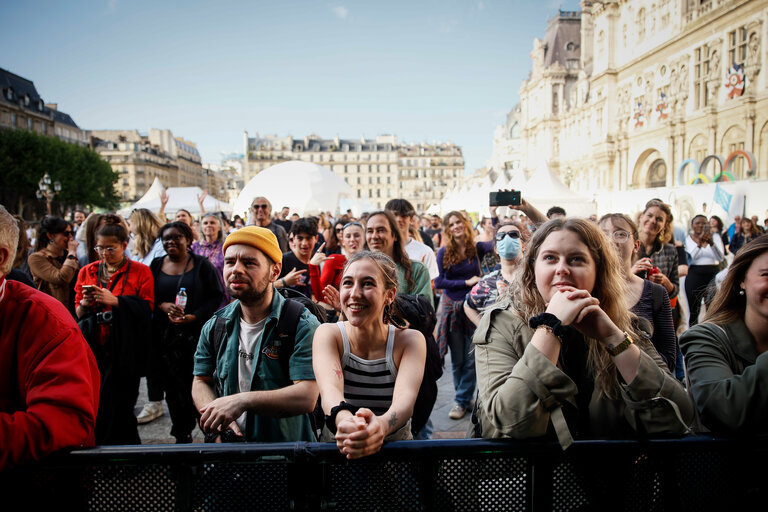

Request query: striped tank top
[{"left": 338, "top": 321, "right": 397, "bottom": 416}]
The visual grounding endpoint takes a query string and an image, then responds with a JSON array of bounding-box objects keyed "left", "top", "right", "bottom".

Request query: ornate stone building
[
  {"left": 498, "top": 0, "right": 767, "bottom": 195},
  {"left": 0, "top": 67, "right": 87, "bottom": 146},
  {"left": 243, "top": 132, "right": 464, "bottom": 211}
]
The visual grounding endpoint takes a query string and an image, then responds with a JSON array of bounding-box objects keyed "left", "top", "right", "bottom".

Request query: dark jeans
[
  {"left": 159, "top": 332, "right": 200, "bottom": 441},
  {"left": 93, "top": 344, "right": 141, "bottom": 445}
]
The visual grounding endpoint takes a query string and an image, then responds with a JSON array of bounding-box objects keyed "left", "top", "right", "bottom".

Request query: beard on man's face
[{"left": 228, "top": 271, "right": 273, "bottom": 305}]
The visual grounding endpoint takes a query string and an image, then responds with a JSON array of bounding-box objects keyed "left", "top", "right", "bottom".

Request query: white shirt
[
  {"left": 406, "top": 238, "right": 439, "bottom": 280},
  {"left": 236, "top": 316, "right": 266, "bottom": 430},
  {"left": 685, "top": 234, "right": 724, "bottom": 266}
]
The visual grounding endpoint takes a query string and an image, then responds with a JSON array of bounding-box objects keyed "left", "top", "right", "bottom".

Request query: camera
[{"left": 96, "top": 311, "right": 113, "bottom": 324}]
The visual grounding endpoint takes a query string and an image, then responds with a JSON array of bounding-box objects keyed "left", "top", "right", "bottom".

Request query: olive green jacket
[
  {"left": 473, "top": 303, "right": 694, "bottom": 448},
  {"left": 680, "top": 320, "right": 768, "bottom": 434}
]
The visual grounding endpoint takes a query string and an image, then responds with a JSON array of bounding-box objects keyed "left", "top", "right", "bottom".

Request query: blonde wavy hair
[
  {"left": 509, "top": 218, "right": 636, "bottom": 398},
  {"left": 129, "top": 208, "right": 163, "bottom": 259}
]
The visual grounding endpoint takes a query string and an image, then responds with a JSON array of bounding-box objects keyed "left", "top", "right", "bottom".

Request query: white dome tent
[
  {"left": 233, "top": 160, "right": 355, "bottom": 219},
  {"left": 118, "top": 178, "right": 228, "bottom": 217}
]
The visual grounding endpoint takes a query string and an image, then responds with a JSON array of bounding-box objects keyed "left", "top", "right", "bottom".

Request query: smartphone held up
[{"left": 489, "top": 190, "right": 521, "bottom": 207}]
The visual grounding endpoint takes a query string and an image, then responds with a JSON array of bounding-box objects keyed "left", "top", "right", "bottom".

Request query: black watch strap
[{"left": 325, "top": 401, "right": 359, "bottom": 434}]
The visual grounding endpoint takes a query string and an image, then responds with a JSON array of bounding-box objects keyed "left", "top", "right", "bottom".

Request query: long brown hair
[
  {"left": 442, "top": 211, "right": 477, "bottom": 268},
  {"left": 367, "top": 211, "right": 414, "bottom": 291},
  {"left": 704, "top": 235, "right": 768, "bottom": 325},
  {"left": 510, "top": 218, "right": 636, "bottom": 397}
]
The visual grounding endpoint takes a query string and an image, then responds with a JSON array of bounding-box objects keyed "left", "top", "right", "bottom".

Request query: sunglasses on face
[
  {"left": 495, "top": 231, "right": 521, "bottom": 242},
  {"left": 62, "top": 231, "right": 73, "bottom": 237},
  {"left": 251, "top": 204, "right": 269, "bottom": 210}
]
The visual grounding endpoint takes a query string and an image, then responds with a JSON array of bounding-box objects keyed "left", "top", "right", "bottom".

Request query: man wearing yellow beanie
[{"left": 192, "top": 226, "right": 320, "bottom": 442}]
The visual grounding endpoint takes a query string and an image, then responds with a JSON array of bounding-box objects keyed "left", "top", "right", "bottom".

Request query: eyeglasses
[
  {"left": 94, "top": 246, "right": 119, "bottom": 254},
  {"left": 608, "top": 230, "right": 631, "bottom": 244},
  {"left": 495, "top": 231, "right": 521, "bottom": 242},
  {"left": 251, "top": 204, "right": 269, "bottom": 210},
  {"left": 335, "top": 227, "right": 344, "bottom": 233},
  {"left": 162, "top": 234, "right": 185, "bottom": 242},
  {"left": 62, "top": 231, "right": 73, "bottom": 237}
]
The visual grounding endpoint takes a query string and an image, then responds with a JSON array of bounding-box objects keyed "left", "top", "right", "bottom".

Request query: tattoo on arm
[
  {"left": 388, "top": 412, "right": 398, "bottom": 430},
  {"left": 332, "top": 366, "right": 343, "bottom": 380}
]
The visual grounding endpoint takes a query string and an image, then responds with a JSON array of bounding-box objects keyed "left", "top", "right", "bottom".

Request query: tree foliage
[{"left": 0, "top": 129, "right": 119, "bottom": 217}]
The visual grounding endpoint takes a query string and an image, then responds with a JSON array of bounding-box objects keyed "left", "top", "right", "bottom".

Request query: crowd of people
[{"left": 1, "top": 191, "right": 767, "bottom": 471}]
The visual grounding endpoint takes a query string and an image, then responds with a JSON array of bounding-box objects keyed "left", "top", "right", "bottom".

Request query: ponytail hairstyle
[
  {"left": 344, "top": 250, "right": 401, "bottom": 325},
  {"left": 35, "top": 216, "right": 70, "bottom": 251}
]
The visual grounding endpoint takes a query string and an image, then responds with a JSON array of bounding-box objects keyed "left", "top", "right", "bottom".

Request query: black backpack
[
  {"left": 210, "top": 287, "right": 327, "bottom": 439},
  {"left": 391, "top": 294, "right": 442, "bottom": 435}
]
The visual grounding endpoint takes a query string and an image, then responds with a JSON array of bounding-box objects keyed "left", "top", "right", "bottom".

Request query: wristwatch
[
  {"left": 66, "top": 254, "right": 77, "bottom": 260},
  {"left": 605, "top": 332, "right": 634, "bottom": 356}
]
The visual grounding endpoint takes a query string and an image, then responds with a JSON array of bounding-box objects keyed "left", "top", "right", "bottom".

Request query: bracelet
[
  {"left": 325, "top": 401, "right": 359, "bottom": 434},
  {"left": 534, "top": 325, "right": 562, "bottom": 343},
  {"left": 605, "top": 332, "right": 634, "bottom": 356},
  {"left": 529, "top": 312, "right": 571, "bottom": 339},
  {"left": 280, "top": 278, "right": 287, "bottom": 287}
]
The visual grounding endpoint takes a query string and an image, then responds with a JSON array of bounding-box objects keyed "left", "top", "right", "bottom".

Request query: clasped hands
[
  {"left": 335, "top": 408, "right": 385, "bottom": 459},
  {"left": 545, "top": 286, "right": 623, "bottom": 344}
]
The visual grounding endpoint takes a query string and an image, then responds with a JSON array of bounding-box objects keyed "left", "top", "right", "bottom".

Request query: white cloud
[{"left": 332, "top": 5, "right": 349, "bottom": 19}]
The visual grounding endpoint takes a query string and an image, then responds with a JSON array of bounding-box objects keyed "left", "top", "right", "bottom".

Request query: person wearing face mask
[{"left": 464, "top": 221, "right": 530, "bottom": 326}]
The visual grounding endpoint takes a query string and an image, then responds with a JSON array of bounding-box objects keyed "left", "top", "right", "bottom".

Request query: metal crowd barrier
[{"left": 3, "top": 436, "right": 766, "bottom": 511}]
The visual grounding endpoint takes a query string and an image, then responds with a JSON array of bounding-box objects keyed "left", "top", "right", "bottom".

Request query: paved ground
[{"left": 137, "top": 351, "right": 471, "bottom": 444}]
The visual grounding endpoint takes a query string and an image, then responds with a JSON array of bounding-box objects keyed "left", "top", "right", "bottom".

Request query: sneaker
[
  {"left": 449, "top": 404, "right": 467, "bottom": 420},
  {"left": 136, "top": 401, "right": 163, "bottom": 424}
]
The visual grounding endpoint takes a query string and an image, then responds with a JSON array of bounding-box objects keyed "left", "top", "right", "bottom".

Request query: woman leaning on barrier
[
  {"left": 472, "top": 218, "right": 694, "bottom": 448},
  {"left": 313, "top": 251, "right": 426, "bottom": 459},
  {"left": 680, "top": 236, "right": 768, "bottom": 435}
]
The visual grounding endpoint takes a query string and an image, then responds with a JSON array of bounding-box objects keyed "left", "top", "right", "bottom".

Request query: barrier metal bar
[{"left": 3, "top": 436, "right": 767, "bottom": 511}]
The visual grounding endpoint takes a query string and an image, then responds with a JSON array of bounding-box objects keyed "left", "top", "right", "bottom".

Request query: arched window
[{"left": 647, "top": 159, "right": 667, "bottom": 188}]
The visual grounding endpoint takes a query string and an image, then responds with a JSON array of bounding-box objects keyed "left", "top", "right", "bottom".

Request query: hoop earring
[{"left": 383, "top": 304, "right": 390, "bottom": 318}]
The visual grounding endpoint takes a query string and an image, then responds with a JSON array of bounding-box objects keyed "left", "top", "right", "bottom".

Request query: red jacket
[
  {"left": 75, "top": 259, "right": 154, "bottom": 345},
  {"left": 0, "top": 277, "right": 100, "bottom": 470}
]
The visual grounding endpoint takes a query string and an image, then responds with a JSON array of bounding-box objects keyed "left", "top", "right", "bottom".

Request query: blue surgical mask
[{"left": 496, "top": 235, "right": 521, "bottom": 260}]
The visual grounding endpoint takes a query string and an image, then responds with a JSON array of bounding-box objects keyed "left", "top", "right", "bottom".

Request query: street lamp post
[{"left": 36, "top": 172, "right": 61, "bottom": 215}]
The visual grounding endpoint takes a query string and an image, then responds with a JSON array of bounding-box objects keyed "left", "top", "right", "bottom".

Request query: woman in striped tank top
[{"left": 313, "top": 251, "right": 426, "bottom": 459}]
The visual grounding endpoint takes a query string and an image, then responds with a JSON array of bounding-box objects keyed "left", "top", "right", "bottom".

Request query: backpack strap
[{"left": 273, "top": 298, "right": 305, "bottom": 377}]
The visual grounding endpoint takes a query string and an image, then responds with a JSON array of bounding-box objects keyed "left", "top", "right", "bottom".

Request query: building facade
[
  {"left": 0, "top": 67, "right": 88, "bottom": 146},
  {"left": 243, "top": 132, "right": 464, "bottom": 212},
  {"left": 90, "top": 129, "right": 205, "bottom": 202},
  {"left": 496, "top": 0, "right": 767, "bottom": 196}
]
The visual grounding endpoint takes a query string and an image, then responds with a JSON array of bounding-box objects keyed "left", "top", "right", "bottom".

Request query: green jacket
[
  {"left": 473, "top": 303, "right": 694, "bottom": 448},
  {"left": 396, "top": 260, "right": 433, "bottom": 303},
  {"left": 680, "top": 320, "right": 768, "bottom": 434},
  {"left": 194, "top": 292, "right": 319, "bottom": 442}
]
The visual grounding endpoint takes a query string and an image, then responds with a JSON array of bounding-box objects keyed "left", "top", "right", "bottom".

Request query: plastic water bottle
[{"left": 175, "top": 288, "right": 188, "bottom": 313}]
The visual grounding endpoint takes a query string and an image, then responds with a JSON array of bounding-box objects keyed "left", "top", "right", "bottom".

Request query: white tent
[
  {"left": 233, "top": 160, "right": 355, "bottom": 218},
  {"left": 523, "top": 161, "right": 596, "bottom": 217},
  {"left": 118, "top": 178, "right": 229, "bottom": 217}
]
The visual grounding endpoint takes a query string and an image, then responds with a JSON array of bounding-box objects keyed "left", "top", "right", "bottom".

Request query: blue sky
[{"left": 1, "top": 0, "right": 580, "bottom": 174}]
